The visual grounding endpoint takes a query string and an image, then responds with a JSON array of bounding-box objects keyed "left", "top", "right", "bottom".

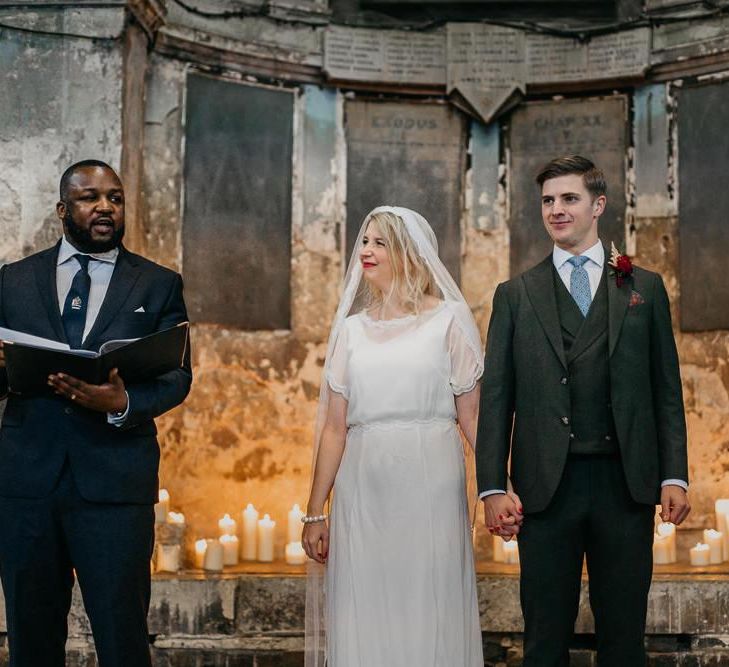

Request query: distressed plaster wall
[{"left": 0, "top": 9, "right": 124, "bottom": 264}]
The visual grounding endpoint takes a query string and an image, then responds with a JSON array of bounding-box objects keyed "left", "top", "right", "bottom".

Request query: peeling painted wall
[{"left": 0, "top": 11, "right": 123, "bottom": 263}]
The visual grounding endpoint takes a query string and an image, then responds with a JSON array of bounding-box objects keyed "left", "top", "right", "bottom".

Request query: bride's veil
[{"left": 304, "top": 205, "right": 484, "bottom": 667}]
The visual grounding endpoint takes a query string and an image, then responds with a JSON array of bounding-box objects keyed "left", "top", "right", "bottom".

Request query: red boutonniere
[{"left": 608, "top": 242, "right": 634, "bottom": 288}]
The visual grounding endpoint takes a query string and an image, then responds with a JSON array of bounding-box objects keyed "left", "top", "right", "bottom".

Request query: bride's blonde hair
[{"left": 361, "top": 211, "right": 439, "bottom": 315}]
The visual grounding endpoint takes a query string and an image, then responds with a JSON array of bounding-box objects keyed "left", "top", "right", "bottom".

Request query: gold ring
[{"left": 70, "top": 394, "right": 76, "bottom": 401}]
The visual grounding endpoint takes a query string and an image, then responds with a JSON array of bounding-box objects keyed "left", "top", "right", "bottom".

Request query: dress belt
[{"left": 348, "top": 417, "right": 456, "bottom": 432}]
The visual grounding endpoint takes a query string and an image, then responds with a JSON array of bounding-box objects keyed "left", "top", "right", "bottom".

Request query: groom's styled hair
[{"left": 536, "top": 155, "right": 607, "bottom": 200}]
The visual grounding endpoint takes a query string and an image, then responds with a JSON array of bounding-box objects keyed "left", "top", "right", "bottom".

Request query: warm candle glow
[
  {"left": 218, "top": 513, "right": 237, "bottom": 537},
  {"left": 168, "top": 511, "right": 185, "bottom": 525},
  {"left": 154, "top": 488, "right": 171, "bottom": 524},
  {"left": 703, "top": 529, "right": 723, "bottom": 564},
  {"left": 502, "top": 540, "right": 519, "bottom": 565},
  {"left": 285, "top": 542, "right": 307, "bottom": 565},
  {"left": 242, "top": 503, "right": 259, "bottom": 561},
  {"left": 288, "top": 504, "right": 305, "bottom": 544},
  {"left": 194, "top": 539, "right": 207, "bottom": 569},
  {"left": 257, "top": 514, "right": 276, "bottom": 562},
  {"left": 156, "top": 544, "right": 181, "bottom": 573},
  {"left": 220, "top": 534, "right": 239, "bottom": 566},
  {"left": 690, "top": 542, "right": 711, "bottom": 567}
]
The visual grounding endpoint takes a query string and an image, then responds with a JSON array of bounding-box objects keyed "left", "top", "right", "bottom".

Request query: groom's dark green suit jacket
[{"left": 476, "top": 249, "right": 688, "bottom": 512}]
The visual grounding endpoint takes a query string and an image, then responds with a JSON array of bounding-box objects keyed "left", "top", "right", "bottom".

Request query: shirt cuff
[
  {"left": 661, "top": 479, "right": 688, "bottom": 490},
  {"left": 107, "top": 391, "right": 130, "bottom": 427},
  {"left": 479, "top": 489, "right": 507, "bottom": 499}
]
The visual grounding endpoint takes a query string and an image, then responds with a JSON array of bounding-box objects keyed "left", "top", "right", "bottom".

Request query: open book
[{"left": 0, "top": 322, "right": 189, "bottom": 394}]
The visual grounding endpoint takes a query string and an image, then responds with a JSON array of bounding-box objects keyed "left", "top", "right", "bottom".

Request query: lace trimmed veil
[{"left": 304, "top": 206, "right": 484, "bottom": 667}]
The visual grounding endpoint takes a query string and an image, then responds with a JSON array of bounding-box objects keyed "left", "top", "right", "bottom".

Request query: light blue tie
[{"left": 567, "top": 255, "right": 591, "bottom": 317}]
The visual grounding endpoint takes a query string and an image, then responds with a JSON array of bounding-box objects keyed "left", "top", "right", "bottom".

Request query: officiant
[{"left": 0, "top": 159, "right": 192, "bottom": 667}]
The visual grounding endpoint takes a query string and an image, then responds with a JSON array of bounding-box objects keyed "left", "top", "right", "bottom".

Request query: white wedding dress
[{"left": 324, "top": 301, "right": 483, "bottom": 667}]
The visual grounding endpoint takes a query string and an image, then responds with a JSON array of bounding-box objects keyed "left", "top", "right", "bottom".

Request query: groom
[{"left": 476, "top": 155, "right": 689, "bottom": 665}]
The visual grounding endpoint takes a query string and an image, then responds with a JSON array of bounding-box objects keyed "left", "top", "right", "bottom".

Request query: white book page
[{"left": 0, "top": 327, "right": 97, "bottom": 358}]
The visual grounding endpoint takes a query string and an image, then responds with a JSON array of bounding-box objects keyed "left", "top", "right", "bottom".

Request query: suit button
[
  {"left": 605, "top": 435, "right": 612, "bottom": 441},
  {"left": 560, "top": 377, "right": 568, "bottom": 385},
  {"left": 561, "top": 416, "right": 570, "bottom": 426},
  {"left": 64, "top": 407, "right": 72, "bottom": 415},
  {"left": 569, "top": 432, "right": 575, "bottom": 439}
]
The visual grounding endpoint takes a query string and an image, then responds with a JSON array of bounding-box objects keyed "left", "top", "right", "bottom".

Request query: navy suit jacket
[{"left": 0, "top": 241, "right": 192, "bottom": 504}]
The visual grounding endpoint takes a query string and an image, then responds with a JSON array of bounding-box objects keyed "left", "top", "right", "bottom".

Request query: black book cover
[{"left": 3, "top": 322, "right": 189, "bottom": 394}]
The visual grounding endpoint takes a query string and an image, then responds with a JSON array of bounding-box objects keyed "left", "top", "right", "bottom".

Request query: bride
[{"left": 302, "top": 206, "right": 519, "bottom": 666}]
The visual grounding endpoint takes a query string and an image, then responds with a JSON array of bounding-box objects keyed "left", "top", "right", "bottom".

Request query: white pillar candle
[
  {"left": 154, "top": 489, "right": 170, "bottom": 524},
  {"left": 503, "top": 540, "right": 519, "bottom": 565},
  {"left": 492, "top": 535, "right": 505, "bottom": 563},
  {"left": 690, "top": 542, "right": 711, "bottom": 567},
  {"left": 241, "top": 504, "right": 259, "bottom": 561},
  {"left": 703, "top": 529, "right": 724, "bottom": 564},
  {"left": 168, "top": 511, "right": 186, "bottom": 526},
  {"left": 220, "top": 534, "right": 239, "bottom": 566},
  {"left": 288, "top": 504, "right": 305, "bottom": 544},
  {"left": 716, "top": 500, "right": 729, "bottom": 561},
  {"left": 203, "top": 539, "right": 224, "bottom": 572},
  {"left": 194, "top": 539, "right": 207, "bottom": 568},
  {"left": 218, "top": 513, "right": 237, "bottom": 537},
  {"left": 656, "top": 522, "right": 677, "bottom": 563},
  {"left": 156, "top": 544, "right": 181, "bottom": 573},
  {"left": 257, "top": 514, "right": 276, "bottom": 562},
  {"left": 285, "top": 542, "right": 307, "bottom": 565},
  {"left": 652, "top": 533, "right": 672, "bottom": 565}
]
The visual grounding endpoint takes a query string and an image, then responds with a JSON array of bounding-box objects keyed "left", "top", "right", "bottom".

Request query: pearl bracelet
[{"left": 301, "top": 514, "right": 327, "bottom": 524}]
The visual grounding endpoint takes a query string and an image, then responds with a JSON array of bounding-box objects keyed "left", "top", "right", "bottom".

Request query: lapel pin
[{"left": 71, "top": 296, "right": 83, "bottom": 310}]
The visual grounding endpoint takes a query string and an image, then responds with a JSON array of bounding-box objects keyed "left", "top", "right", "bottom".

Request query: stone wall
[{"left": 2, "top": 570, "right": 729, "bottom": 665}]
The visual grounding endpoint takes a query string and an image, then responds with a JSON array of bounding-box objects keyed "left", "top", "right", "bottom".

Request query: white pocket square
[{"left": 134, "top": 306, "right": 146, "bottom": 313}]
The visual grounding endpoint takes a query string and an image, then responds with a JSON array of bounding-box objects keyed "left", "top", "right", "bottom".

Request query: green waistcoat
[{"left": 553, "top": 266, "right": 619, "bottom": 456}]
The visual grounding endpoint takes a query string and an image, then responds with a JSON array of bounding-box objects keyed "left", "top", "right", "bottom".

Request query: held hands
[
  {"left": 661, "top": 485, "right": 691, "bottom": 526},
  {"left": 302, "top": 519, "right": 329, "bottom": 564},
  {"left": 483, "top": 491, "right": 524, "bottom": 542},
  {"left": 48, "top": 368, "right": 128, "bottom": 414}
]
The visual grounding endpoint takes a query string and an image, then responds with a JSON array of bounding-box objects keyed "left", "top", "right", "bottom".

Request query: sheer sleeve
[
  {"left": 325, "top": 318, "right": 350, "bottom": 400},
  {"left": 447, "top": 307, "right": 484, "bottom": 395}
]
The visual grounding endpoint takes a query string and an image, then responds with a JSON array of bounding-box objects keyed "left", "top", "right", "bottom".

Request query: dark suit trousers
[
  {"left": 0, "top": 462, "right": 155, "bottom": 667},
  {"left": 518, "top": 455, "right": 655, "bottom": 667}
]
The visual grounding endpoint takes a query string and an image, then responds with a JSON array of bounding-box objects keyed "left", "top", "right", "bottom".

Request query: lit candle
[
  {"left": 154, "top": 489, "right": 170, "bottom": 524},
  {"left": 652, "top": 533, "right": 672, "bottom": 565},
  {"left": 288, "top": 504, "right": 305, "bottom": 544},
  {"left": 656, "top": 522, "right": 677, "bottom": 563},
  {"left": 241, "top": 504, "right": 259, "bottom": 561},
  {"left": 492, "top": 535, "right": 505, "bottom": 563},
  {"left": 703, "top": 529, "right": 723, "bottom": 564},
  {"left": 503, "top": 540, "right": 519, "bottom": 565},
  {"left": 168, "top": 511, "right": 185, "bottom": 526},
  {"left": 285, "top": 542, "right": 307, "bottom": 565},
  {"left": 690, "top": 542, "right": 711, "bottom": 567},
  {"left": 203, "top": 539, "right": 224, "bottom": 572},
  {"left": 220, "top": 534, "right": 239, "bottom": 566},
  {"left": 218, "top": 513, "right": 237, "bottom": 537},
  {"left": 194, "top": 539, "right": 207, "bottom": 568},
  {"left": 156, "top": 544, "right": 181, "bottom": 573},
  {"left": 257, "top": 514, "right": 276, "bottom": 562},
  {"left": 715, "top": 499, "right": 729, "bottom": 561}
]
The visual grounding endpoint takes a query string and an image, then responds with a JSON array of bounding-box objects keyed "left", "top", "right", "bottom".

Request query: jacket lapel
[
  {"left": 82, "top": 247, "right": 141, "bottom": 350},
  {"left": 523, "top": 255, "right": 567, "bottom": 370},
  {"left": 33, "top": 241, "right": 68, "bottom": 344},
  {"left": 607, "top": 246, "right": 630, "bottom": 357}
]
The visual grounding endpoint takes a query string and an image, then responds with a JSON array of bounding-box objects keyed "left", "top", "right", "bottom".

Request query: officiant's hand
[
  {"left": 302, "top": 520, "right": 329, "bottom": 564},
  {"left": 483, "top": 492, "right": 523, "bottom": 541},
  {"left": 48, "top": 368, "right": 128, "bottom": 414},
  {"left": 0, "top": 341, "right": 5, "bottom": 368},
  {"left": 660, "top": 485, "right": 691, "bottom": 526}
]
